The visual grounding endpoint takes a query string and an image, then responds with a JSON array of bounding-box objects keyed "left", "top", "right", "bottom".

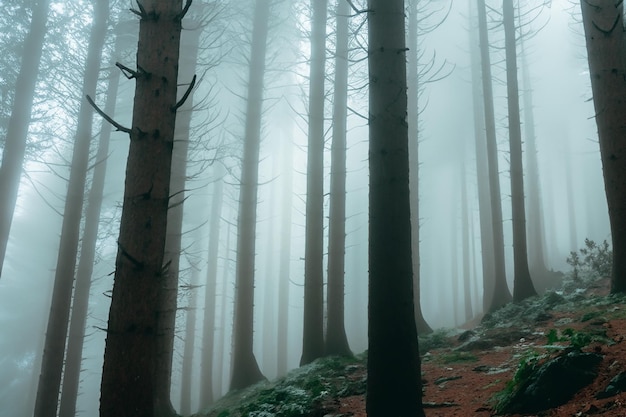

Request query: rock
[
  {"left": 497, "top": 351, "right": 603, "bottom": 414},
  {"left": 596, "top": 371, "right": 626, "bottom": 399}
]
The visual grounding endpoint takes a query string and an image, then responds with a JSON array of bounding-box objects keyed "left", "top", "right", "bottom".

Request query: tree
[
  {"left": 502, "top": 0, "right": 537, "bottom": 301},
  {"left": 580, "top": 0, "right": 626, "bottom": 293},
  {"left": 34, "top": 2, "right": 109, "bottom": 416},
  {"left": 99, "top": 1, "right": 188, "bottom": 415},
  {"left": 301, "top": 0, "right": 327, "bottom": 366},
  {"left": 200, "top": 167, "right": 224, "bottom": 406},
  {"left": 58, "top": 18, "right": 132, "bottom": 417},
  {"left": 468, "top": 0, "right": 496, "bottom": 314},
  {"left": 156, "top": 18, "right": 203, "bottom": 415},
  {"left": 0, "top": 0, "right": 50, "bottom": 277},
  {"left": 229, "top": 0, "right": 270, "bottom": 391},
  {"left": 477, "top": 0, "right": 512, "bottom": 310},
  {"left": 366, "top": 0, "right": 425, "bottom": 415},
  {"left": 325, "top": 0, "right": 351, "bottom": 358}
]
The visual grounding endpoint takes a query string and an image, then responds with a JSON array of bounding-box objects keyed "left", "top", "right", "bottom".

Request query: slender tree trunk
[
  {"left": 262, "top": 161, "right": 278, "bottom": 378},
  {"left": 503, "top": 0, "right": 536, "bottom": 301},
  {"left": 156, "top": 22, "right": 202, "bottom": 417},
  {"left": 0, "top": 0, "right": 50, "bottom": 277},
  {"left": 580, "top": 0, "right": 626, "bottom": 293},
  {"left": 366, "top": 0, "right": 424, "bottom": 415},
  {"left": 301, "top": 0, "right": 327, "bottom": 366},
  {"left": 325, "top": 0, "right": 352, "bottom": 357},
  {"left": 179, "top": 256, "right": 200, "bottom": 415},
  {"left": 59, "top": 15, "right": 125, "bottom": 417},
  {"left": 564, "top": 145, "right": 578, "bottom": 251},
  {"left": 477, "top": 0, "right": 512, "bottom": 310},
  {"left": 200, "top": 168, "right": 223, "bottom": 405},
  {"left": 34, "top": 3, "right": 108, "bottom": 416},
  {"left": 407, "top": 0, "right": 432, "bottom": 334},
  {"left": 216, "top": 220, "right": 232, "bottom": 396},
  {"left": 230, "top": 0, "right": 270, "bottom": 390},
  {"left": 277, "top": 132, "right": 293, "bottom": 377},
  {"left": 100, "top": 2, "right": 184, "bottom": 416},
  {"left": 461, "top": 159, "right": 474, "bottom": 321},
  {"left": 469, "top": 1, "right": 496, "bottom": 314},
  {"left": 520, "top": 37, "right": 549, "bottom": 276}
]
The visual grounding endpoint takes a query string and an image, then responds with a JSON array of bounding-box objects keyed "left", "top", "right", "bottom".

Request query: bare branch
[
  {"left": 176, "top": 0, "right": 193, "bottom": 21},
  {"left": 130, "top": 0, "right": 148, "bottom": 18},
  {"left": 86, "top": 95, "right": 132, "bottom": 134},
  {"left": 172, "top": 74, "right": 197, "bottom": 112}
]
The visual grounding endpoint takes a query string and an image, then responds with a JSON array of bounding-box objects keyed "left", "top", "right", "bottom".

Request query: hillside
[{"left": 193, "top": 261, "right": 626, "bottom": 416}]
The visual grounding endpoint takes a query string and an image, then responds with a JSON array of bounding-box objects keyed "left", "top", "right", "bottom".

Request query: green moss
[{"left": 438, "top": 351, "right": 478, "bottom": 364}]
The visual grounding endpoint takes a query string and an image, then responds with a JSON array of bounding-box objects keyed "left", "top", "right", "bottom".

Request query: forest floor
[{"left": 194, "top": 275, "right": 626, "bottom": 417}]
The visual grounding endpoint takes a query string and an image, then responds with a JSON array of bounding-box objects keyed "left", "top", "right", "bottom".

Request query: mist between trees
[{"left": 0, "top": 0, "right": 618, "bottom": 416}]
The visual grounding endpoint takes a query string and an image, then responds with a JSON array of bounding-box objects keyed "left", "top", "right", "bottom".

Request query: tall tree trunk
[
  {"left": 99, "top": 2, "right": 184, "bottom": 416},
  {"left": 461, "top": 159, "right": 474, "bottom": 322},
  {"left": 0, "top": 0, "right": 50, "bottom": 277},
  {"left": 580, "top": 0, "right": 626, "bottom": 293},
  {"left": 277, "top": 132, "right": 293, "bottom": 377},
  {"left": 59, "top": 15, "right": 125, "bottom": 417},
  {"left": 301, "top": 0, "right": 327, "bottom": 366},
  {"left": 230, "top": 0, "right": 270, "bottom": 391},
  {"left": 503, "top": 0, "right": 536, "bottom": 302},
  {"left": 520, "top": 37, "right": 549, "bottom": 276},
  {"left": 407, "top": 0, "right": 432, "bottom": 334},
  {"left": 469, "top": 0, "right": 496, "bottom": 314},
  {"left": 34, "top": 3, "right": 109, "bottom": 416},
  {"left": 200, "top": 168, "right": 223, "bottom": 406},
  {"left": 216, "top": 220, "right": 232, "bottom": 396},
  {"left": 366, "top": 0, "right": 424, "bottom": 416},
  {"left": 262, "top": 161, "right": 278, "bottom": 378},
  {"left": 179, "top": 255, "right": 200, "bottom": 415},
  {"left": 156, "top": 21, "right": 202, "bottom": 417},
  {"left": 325, "top": 0, "right": 351, "bottom": 357},
  {"left": 477, "top": 0, "right": 512, "bottom": 310}
]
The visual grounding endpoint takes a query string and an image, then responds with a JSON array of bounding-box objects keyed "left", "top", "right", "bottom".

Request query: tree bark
[
  {"left": 477, "top": 0, "right": 512, "bottom": 310},
  {"left": 325, "top": 0, "right": 352, "bottom": 358},
  {"left": 580, "top": 0, "right": 626, "bottom": 293},
  {"left": 100, "top": 2, "right": 184, "bottom": 416},
  {"left": 179, "top": 256, "right": 200, "bottom": 415},
  {"left": 502, "top": 0, "right": 537, "bottom": 302},
  {"left": 34, "top": 3, "right": 108, "bottom": 416},
  {"left": 230, "top": 0, "right": 270, "bottom": 391},
  {"left": 301, "top": 0, "right": 327, "bottom": 366},
  {"left": 366, "top": 0, "right": 425, "bottom": 415},
  {"left": 0, "top": 0, "right": 50, "bottom": 277},
  {"left": 407, "top": 0, "right": 433, "bottom": 334}
]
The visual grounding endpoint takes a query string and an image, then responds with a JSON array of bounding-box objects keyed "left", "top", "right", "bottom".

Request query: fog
[{"left": 0, "top": 0, "right": 610, "bottom": 415}]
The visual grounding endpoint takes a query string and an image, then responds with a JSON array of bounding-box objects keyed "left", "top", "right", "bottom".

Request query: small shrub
[{"left": 566, "top": 239, "right": 612, "bottom": 283}]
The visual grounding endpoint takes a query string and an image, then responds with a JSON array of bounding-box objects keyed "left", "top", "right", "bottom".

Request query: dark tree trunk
[
  {"left": 0, "top": 0, "right": 50, "bottom": 277},
  {"left": 366, "top": 0, "right": 425, "bottom": 416},
  {"left": 325, "top": 0, "right": 352, "bottom": 358},
  {"left": 230, "top": 0, "right": 270, "bottom": 391},
  {"left": 502, "top": 0, "right": 537, "bottom": 302},
  {"left": 407, "top": 0, "right": 432, "bottom": 334},
  {"left": 477, "top": 0, "right": 512, "bottom": 311},
  {"left": 580, "top": 0, "right": 626, "bottom": 293},
  {"left": 99, "top": 2, "right": 184, "bottom": 416},
  {"left": 301, "top": 0, "right": 327, "bottom": 366},
  {"left": 34, "top": 3, "right": 109, "bottom": 416},
  {"left": 200, "top": 168, "right": 223, "bottom": 406},
  {"left": 156, "top": 21, "right": 202, "bottom": 417},
  {"left": 59, "top": 15, "right": 126, "bottom": 417},
  {"left": 468, "top": 1, "right": 496, "bottom": 314}
]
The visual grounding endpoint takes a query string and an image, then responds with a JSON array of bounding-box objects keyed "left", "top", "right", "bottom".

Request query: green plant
[
  {"left": 438, "top": 351, "right": 478, "bottom": 364},
  {"left": 492, "top": 351, "right": 544, "bottom": 413},
  {"left": 566, "top": 239, "right": 612, "bottom": 282}
]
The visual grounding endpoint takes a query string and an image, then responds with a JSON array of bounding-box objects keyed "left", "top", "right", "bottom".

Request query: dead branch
[{"left": 86, "top": 95, "right": 132, "bottom": 134}]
